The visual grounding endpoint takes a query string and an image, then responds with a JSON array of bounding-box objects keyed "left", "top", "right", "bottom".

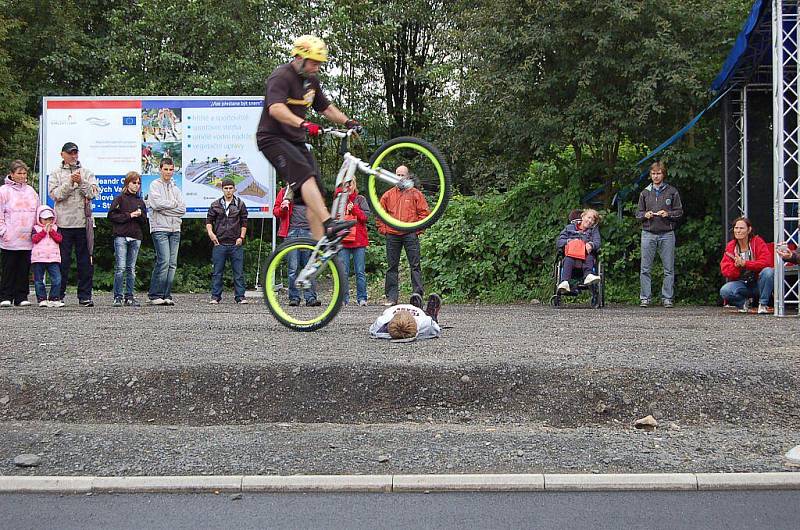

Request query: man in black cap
[
  {"left": 205, "top": 178, "right": 248, "bottom": 304},
  {"left": 47, "top": 142, "right": 98, "bottom": 306}
]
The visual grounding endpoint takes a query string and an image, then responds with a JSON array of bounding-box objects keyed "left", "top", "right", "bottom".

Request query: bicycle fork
[{"left": 294, "top": 237, "right": 342, "bottom": 289}]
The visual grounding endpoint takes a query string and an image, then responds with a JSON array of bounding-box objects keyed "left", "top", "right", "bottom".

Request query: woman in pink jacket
[{"left": 0, "top": 160, "right": 39, "bottom": 307}]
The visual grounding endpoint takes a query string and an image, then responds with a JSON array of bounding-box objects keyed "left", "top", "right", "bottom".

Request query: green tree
[
  {"left": 447, "top": 0, "right": 751, "bottom": 197},
  {"left": 98, "top": 0, "right": 293, "bottom": 95},
  {"left": 325, "top": 0, "right": 458, "bottom": 138},
  {"left": 0, "top": 14, "right": 33, "bottom": 169}
]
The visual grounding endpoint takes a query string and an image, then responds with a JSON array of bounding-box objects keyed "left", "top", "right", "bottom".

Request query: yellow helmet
[{"left": 291, "top": 35, "right": 328, "bottom": 62}]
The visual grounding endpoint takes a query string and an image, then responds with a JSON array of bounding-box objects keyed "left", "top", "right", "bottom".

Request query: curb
[{"left": 1, "top": 473, "right": 800, "bottom": 494}]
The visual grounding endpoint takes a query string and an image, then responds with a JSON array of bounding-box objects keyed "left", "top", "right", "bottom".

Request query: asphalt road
[{"left": 1, "top": 491, "right": 799, "bottom": 530}]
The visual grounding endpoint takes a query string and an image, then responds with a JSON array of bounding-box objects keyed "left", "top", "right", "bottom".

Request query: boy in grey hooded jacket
[{"left": 145, "top": 158, "right": 185, "bottom": 305}]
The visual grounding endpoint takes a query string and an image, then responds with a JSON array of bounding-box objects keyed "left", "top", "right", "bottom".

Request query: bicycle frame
[{"left": 294, "top": 129, "right": 407, "bottom": 289}]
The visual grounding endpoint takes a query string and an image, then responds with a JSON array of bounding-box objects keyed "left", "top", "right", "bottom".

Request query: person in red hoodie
[
  {"left": 273, "top": 184, "right": 319, "bottom": 306},
  {"left": 719, "top": 216, "right": 774, "bottom": 314},
  {"left": 337, "top": 180, "right": 370, "bottom": 306}
]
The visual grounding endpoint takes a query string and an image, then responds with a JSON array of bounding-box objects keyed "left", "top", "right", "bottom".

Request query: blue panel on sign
[{"left": 123, "top": 116, "right": 137, "bottom": 125}]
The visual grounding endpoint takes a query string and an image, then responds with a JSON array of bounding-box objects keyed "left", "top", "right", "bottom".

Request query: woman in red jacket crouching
[
  {"left": 719, "top": 217, "right": 774, "bottom": 314},
  {"left": 338, "top": 180, "right": 370, "bottom": 306}
]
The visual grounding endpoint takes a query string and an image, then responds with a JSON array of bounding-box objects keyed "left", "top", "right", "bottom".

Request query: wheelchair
[{"left": 549, "top": 248, "right": 605, "bottom": 309}]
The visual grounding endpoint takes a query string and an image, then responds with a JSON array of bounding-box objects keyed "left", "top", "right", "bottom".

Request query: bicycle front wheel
[
  {"left": 261, "top": 237, "right": 345, "bottom": 331},
  {"left": 367, "top": 137, "right": 452, "bottom": 232}
]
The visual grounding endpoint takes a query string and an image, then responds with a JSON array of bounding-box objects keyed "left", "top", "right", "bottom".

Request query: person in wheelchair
[{"left": 556, "top": 208, "right": 601, "bottom": 294}]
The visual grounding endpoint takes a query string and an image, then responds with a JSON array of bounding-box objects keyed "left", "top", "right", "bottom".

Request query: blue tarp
[{"left": 711, "top": 0, "right": 768, "bottom": 92}]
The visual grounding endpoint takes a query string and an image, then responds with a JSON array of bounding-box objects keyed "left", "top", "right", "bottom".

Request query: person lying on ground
[{"left": 369, "top": 293, "right": 442, "bottom": 342}]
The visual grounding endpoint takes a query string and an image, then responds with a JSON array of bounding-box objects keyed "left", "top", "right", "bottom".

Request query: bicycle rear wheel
[
  {"left": 261, "top": 237, "right": 345, "bottom": 331},
  {"left": 367, "top": 136, "right": 451, "bottom": 232}
]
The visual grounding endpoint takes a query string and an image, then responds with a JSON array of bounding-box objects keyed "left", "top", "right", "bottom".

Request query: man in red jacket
[{"left": 376, "top": 165, "right": 430, "bottom": 306}]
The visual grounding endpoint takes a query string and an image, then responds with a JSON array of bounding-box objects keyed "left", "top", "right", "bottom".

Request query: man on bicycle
[{"left": 256, "top": 34, "right": 359, "bottom": 241}]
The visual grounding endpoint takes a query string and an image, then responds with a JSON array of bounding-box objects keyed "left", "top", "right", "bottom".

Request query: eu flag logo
[{"left": 123, "top": 116, "right": 137, "bottom": 126}]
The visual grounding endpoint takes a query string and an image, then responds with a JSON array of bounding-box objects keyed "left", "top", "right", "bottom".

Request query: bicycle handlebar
[{"left": 322, "top": 127, "right": 359, "bottom": 138}]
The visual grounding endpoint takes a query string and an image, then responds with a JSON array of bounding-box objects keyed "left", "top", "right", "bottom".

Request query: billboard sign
[{"left": 41, "top": 96, "right": 275, "bottom": 218}]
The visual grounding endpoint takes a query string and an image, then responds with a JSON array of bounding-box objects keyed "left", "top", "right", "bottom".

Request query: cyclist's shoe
[
  {"left": 288, "top": 298, "right": 301, "bottom": 307},
  {"left": 425, "top": 293, "right": 442, "bottom": 322},
  {"left": 323, "top": 218, "right": 356, "bottom": 240},
  {"left": 306, "top": 298, "right": 321, "bottom": 307},
  {"left": 409, "top": 293, "right": 423, "bottom": 309}
]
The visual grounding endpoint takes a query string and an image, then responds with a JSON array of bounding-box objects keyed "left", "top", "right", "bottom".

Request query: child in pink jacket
[{"left": 31, "top": 205, "right": 64, "bottom": 307}]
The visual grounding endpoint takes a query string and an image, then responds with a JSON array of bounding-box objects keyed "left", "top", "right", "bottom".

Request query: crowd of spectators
[{"left": 1, "top": 149, "right": 798, "bottom": 313}]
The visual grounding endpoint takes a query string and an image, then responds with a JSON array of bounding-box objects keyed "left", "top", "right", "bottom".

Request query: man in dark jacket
[
  {"left": 635, "top": 161, "right": 684, "bottom": 308},
  {"left": 206, "top": 179, "right": 248, "bottom": 304}
]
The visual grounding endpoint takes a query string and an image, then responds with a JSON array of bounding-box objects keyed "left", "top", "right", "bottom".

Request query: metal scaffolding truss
[
  {"left": 722, "top": 87, "right": 747, "bottom": 231},
  {"left": 772, "top": 0, "right": 800, "bottom": 316},
  {"left": 722, "top": 0, "right": 800, "bottom": 316}
]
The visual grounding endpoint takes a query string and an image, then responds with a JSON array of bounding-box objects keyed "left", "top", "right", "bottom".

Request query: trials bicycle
[{"left": 262, "top": 128, "right": 452, "bottom": 331}]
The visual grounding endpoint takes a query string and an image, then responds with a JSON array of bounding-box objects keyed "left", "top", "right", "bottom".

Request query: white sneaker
[
  {"left": 208, "top": 299, "right": 219, "bottom": 304},
  {"left": 738, "top": 301, "right": 749, "bottom": 313},
  {"left": 358, "top": 300, "right": 368, "bottom": 307},
  {"left": 164, "top": 298, "right": 175, "bottom": 306},
  {"left": 583, "top": 273, "right": 601, "bottom": 285},
  {"left": 236, "top": 298, "right": 249, "bottom": 305},
  {"left": 557, "top": 280, "right": 571, "bottom": 294},
  {"left": 48, "top": 300, "right": 65, "bottom": 308},
  {"left": 757, "top": 303, "right": 769, "bottom": 314},
  {"left": 17, "top": 300, "right": 31, "bottom": 307},
  {"left": 149, "top": 298, "right": 166, "bottom": 305},
  {"left": 38, "top": 300, "right": 49, "bottom": 307},
  {"left": 0, "top": 300, "right": 10, "bottom": 308}
]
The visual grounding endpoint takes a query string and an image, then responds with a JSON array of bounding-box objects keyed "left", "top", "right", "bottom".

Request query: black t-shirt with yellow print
[{"left": 256, "top": 63, "right": 331, "bottom": 147}]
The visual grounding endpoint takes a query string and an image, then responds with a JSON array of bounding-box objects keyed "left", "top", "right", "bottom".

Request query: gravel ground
[
  {"left": 0, "top": 295, "right": 798, "bottom": 475},
  {"left": 1, "top": 421, "right": 799, "bottom": 476}
]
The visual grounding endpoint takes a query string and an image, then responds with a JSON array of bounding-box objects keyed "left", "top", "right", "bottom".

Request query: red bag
[
  {"left": 341, "top": 213, "right": 357, "bottom": 244},
  {"left": 564, "top": 239, "right": 586, "bottom": 260}
]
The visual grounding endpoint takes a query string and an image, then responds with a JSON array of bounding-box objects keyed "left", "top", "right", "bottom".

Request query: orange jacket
[{"left": 376, "top": 187, "right": 430, "bottom": 236}]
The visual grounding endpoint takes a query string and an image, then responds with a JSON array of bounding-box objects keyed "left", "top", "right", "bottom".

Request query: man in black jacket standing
[
  {"left": 635, "top": 161, "right": 684, "bottom": 308},
  {"left": 206, "top": 179, "right": 248, "bottom": 304}
]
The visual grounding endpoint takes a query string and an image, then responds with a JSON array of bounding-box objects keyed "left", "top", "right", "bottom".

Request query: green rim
[
  {"left": 264, "top": 243, "right": 340, "bottom": 326},
  {"left": 368, "top": 142, "right": 446, "bottom": 230}
]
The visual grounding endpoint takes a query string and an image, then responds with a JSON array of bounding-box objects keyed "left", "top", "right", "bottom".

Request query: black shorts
[{"left": 259, "top": 137, "right": 324, "bottom": 205}]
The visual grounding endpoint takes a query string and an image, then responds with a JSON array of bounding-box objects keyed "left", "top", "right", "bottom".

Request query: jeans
[
  {"left": 58, "top": 227, "right": 92, "bottom": 301},
  {"left": 33, "top": 262, "right": 61, "bottom": 302},
  {"left": 113, "top": 237, "right": 142, "bottom": 300},
  {"left": 385, "top": 233, "right": 423, "bottom": 302},
  {"left": 720, "top": 267, "right": 774, "bottom": 307},
  {"left": 640, "top": 230, "right": 675, "bottom": 302},
  {"left": 560, "top": 254, "right": 596, "bottom": 282},
  {"left": 286, "top": 228, "right": 316, "bottom": 302},
  {"left": 340, "top": 246, "right": 367, "bottom": 304},
  {"left": 149, "top": 231, "right": 180, "bottom": 300},
  {"left": 211, "top": 244, "right": 245, "bottom": 301}
]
